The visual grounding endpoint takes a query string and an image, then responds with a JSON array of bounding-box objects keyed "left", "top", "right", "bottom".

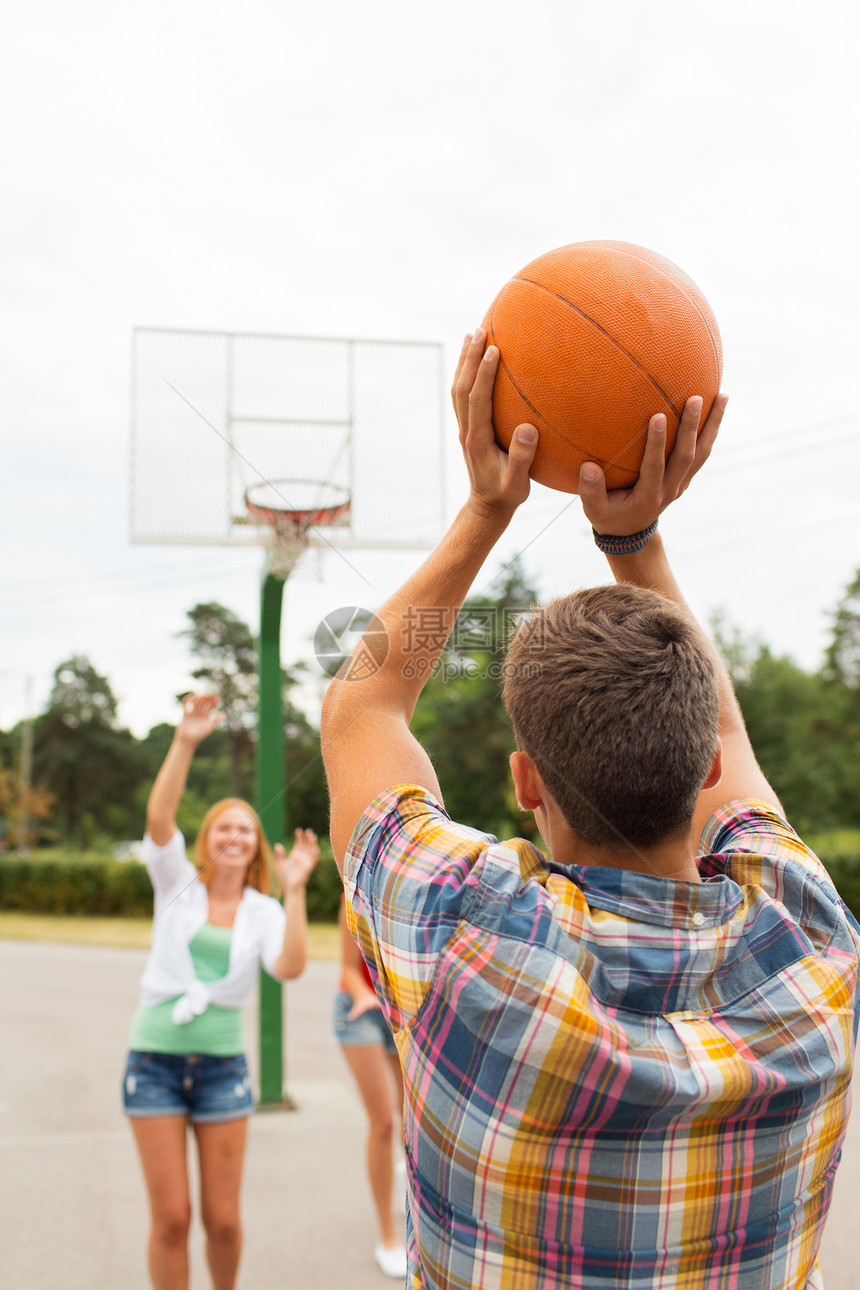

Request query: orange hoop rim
[{"left": 243, "top": 479, "right": 351, "bottom": 532}]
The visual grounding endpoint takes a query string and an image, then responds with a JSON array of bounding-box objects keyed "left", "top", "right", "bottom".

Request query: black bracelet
[{"left": 592, "top": 519, "right": 658, "bottom": 555}]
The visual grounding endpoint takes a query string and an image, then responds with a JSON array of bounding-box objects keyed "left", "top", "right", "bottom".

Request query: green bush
[
  {"left": 806, "top": 834, "right": 860, "bottom": 922},
  {"left": 823, "top": 855, "right": 860, "bottom": 923},
  {"left": 0, "top": 858, "right": 153, "bottom": 916},
  {"left": 303, "top": 845, "right": 342, "bottom": 923},
  {"left": 0, "top": 840, "right": 343, "bottom": 923}
]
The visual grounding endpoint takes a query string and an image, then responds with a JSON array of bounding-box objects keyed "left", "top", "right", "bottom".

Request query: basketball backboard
[{"left": 130, "top": 327, "right": 447, "bottom": 553}]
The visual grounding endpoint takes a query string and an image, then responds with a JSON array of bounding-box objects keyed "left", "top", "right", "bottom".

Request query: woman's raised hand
[
  {"left": 275, "top": 828, "right": 320, "bottom": 894},
  {"left": 175, "top": 693, "right": 224, "bottom": 746}
]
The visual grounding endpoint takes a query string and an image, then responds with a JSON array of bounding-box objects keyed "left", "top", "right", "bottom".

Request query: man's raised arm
[
  {"left": 320, "top": 330, "right": 539, "bottom": 871},
  {"left": 579, "top": 396, "right": 782, "bottom": 842}
]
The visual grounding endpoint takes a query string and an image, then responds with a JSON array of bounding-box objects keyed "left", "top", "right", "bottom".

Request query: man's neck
[
  {"left": 562, "top": 837, "right": 702, "bottom": 884},
  {"left": 538, "top": 805, "right": 701, "bottom": 884}
]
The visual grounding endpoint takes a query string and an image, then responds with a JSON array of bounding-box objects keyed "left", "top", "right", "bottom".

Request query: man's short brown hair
[{"left": 503, "top": 585, "right": 719, "bottom": 850}]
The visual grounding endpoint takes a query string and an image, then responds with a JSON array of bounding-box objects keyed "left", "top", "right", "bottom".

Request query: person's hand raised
[
  {"left": 274, "top": 828, "right": 320, "bottom": 894},
  {"left": 451, "top": 328, "right": 539, "bottom": 523},
  {"left": 175, "top": 693, "right": 224, "bottom": 746}
]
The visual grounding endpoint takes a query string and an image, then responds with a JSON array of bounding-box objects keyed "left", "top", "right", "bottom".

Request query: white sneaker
[{"left": 374, "top": 1243, "right": 407, "bottom": 1279}]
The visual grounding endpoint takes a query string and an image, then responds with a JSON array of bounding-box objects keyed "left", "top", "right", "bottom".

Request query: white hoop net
[{"left": 266, "top": 519, "right": 312, "bottom": 580}]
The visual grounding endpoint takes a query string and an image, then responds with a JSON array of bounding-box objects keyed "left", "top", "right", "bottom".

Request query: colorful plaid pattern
[{"left": 344, "top": 787, "right": 860, "bottom": 1290}]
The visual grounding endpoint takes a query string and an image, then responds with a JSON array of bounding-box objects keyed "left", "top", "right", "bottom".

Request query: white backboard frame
[{"left": 130, "top": 327, "right": 447, "bottom": 552}]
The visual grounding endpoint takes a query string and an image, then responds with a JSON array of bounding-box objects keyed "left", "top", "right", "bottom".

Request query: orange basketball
[{"left": 482, "top": 240, "right": 722, "bottom": 492}]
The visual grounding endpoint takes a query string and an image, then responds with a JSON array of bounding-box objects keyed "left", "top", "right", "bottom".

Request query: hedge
[
  {"left": 823, "top": 855, "right": 860, "bottom": 922},
  {"left": 0, "top": 844, "right": 344, "bottom": 923},
  {"left": 3, "top": 847, "right": 860, "bottom": 927},
  {"left": 0, "top": 858, "right": 154, "bottom": 917}
]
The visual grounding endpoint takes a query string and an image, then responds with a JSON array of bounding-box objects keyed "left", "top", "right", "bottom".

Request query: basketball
[{"left": 482, "top": 240, "right": 722, "bottom": 493}]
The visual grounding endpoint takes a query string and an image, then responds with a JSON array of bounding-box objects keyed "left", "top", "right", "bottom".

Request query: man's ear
[
  {"left": 703, "top": 739, "right": 722, "bottom": 791},
  {"left": 510, "top": 750, "right": 544, "bottom": 812}
]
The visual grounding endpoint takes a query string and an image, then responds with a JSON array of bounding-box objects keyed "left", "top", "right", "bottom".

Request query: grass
[{"left": 0, "top": 912, "right": 340, "bottom": 960}]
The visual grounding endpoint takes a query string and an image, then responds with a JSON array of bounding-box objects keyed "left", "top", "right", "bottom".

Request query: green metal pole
[{"left": 256, "top": 567, "right": 290, "bottom": 1108}]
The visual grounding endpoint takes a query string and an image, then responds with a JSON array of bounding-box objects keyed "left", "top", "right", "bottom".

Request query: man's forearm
[
  {"left": 602, "top": 531, "right": 685, "bottom": 605},
  {"left": 328, "top": 501, "right": 510, "bottom": 723},
  {"left": 604, "top": 532, "right": 745, "bottom": 748}
]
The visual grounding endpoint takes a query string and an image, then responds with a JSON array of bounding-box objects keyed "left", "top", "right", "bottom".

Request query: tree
[
  {"left": 179, "top": 603, "right": 257, "bottom": 797},
  {"left": 49, "top": 655, "right": 118, "bottom": 726},
  {"left": 825, "top": 568, "right": 860, "bottom": 691},
  {"left": 281, "top": 664, "right": 330, "bottom": 837},
  {"left": 32, "top": 656, "right": 146, "bottom": 847},
  {"left": 176, "top": 602, "right": 328, "bottom": 833},
  {"left": 820, "top": 571, "right": 860, "bottom": 827},
  {"left": 0, "top": 767, "right": 54, "bottom": 849},
  {"left": 714, "top": 623, "right": 860, "bottom": 835}
]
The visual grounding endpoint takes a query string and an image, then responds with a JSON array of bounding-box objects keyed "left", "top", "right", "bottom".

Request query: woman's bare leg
[
  {"left": 341, "top": 1043, "right": 402, "bottom": 1249},
  {"left": 194, "top": 1117, "right": 249, "bottom": 1290},
  {"left": 130, "top": 1116, "right": 191, "bottom": 1290}
]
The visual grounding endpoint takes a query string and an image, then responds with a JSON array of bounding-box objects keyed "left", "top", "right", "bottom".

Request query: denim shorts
[
  {"left": 122, "top": 1050, "right": 254, "bottom": 1123},
  {"left": 333, "top": 990, "right": 397, "bottom": 1053}
]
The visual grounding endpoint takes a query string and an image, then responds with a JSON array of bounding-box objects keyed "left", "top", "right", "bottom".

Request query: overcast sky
[{"left": 2, "top": 0, "right": 859, "bottom": 738}]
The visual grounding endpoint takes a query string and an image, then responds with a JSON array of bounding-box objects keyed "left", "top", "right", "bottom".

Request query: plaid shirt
[{"left": 344, "top": 787, "right": 860, "bottom": 1290}]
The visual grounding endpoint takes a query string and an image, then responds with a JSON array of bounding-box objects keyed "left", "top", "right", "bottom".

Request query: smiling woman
[{"left": 122, "top": 692, "right": 319, "bottom": 1290}]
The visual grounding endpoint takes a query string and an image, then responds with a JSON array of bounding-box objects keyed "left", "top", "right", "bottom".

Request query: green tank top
[{"left": 129, "top": 923, "right": 244, "bottom": 1056}]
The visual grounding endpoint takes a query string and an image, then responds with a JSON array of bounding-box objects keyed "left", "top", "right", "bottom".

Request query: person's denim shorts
[
  {"left": 332, "top": 989, "right": 397, "bottom": 1053},
  {"left": 122, "top": 1050, "right": 254, "bottom": 1123}
]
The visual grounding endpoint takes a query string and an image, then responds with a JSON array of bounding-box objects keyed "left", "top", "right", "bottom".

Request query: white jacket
[{"left": 137, "top": 830, "right": 286, "bottom": 1025}]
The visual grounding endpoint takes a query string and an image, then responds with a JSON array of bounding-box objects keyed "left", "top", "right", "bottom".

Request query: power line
[
  {"left": 4, "top": 559, "right": 259, "bottom": 608},
  {"left": 705, "top": 428, "right": 859, "bottom": 480},
  {"left": 514, "top": 416, "right": 859, "bottom": 528},
  {"left": 681, "top": 500, "right": 860, "bottom": 561},
  {"left": 0, "top": 556, "right": 235, "bottom": 593},
  {"left": 1, "top": 552, "right": 260, "bottom": 601}
]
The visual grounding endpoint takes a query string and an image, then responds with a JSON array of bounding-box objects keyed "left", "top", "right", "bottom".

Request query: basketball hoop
[{"left": 244, "top": 480, "right": 351, "bottom": 579}]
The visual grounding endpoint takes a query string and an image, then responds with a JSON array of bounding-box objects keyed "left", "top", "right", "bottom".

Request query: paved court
[
  {"left": 1, "top": 938, "right": 857, "bottom": 1289},
  {"left": 0, "top": 940, "right": 400, "bottom": 1289}
]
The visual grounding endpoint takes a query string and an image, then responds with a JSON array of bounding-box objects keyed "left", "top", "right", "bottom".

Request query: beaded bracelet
[{"left": 591, "top": 519, "right": 658, "bottom": 555}]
